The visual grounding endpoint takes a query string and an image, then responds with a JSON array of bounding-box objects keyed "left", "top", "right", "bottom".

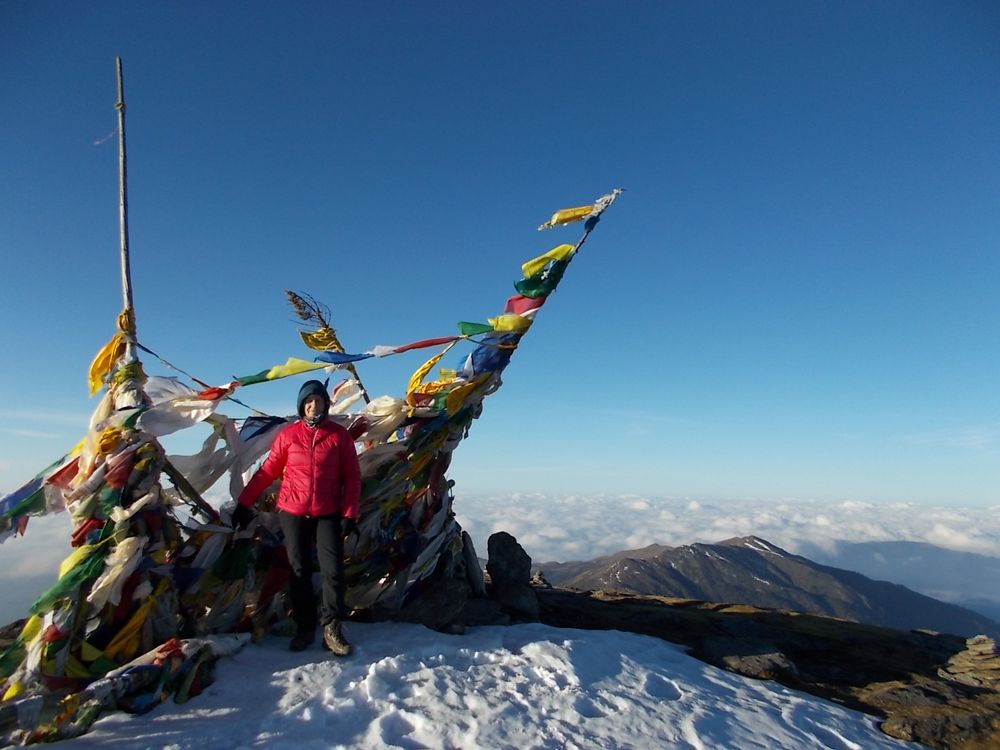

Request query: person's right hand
[{"left": 231, "top": 504, "right": 256, "bottom": 531}]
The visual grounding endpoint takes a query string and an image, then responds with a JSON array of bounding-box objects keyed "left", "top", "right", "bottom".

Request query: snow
[
  {"left": 56, "top": 621, "right": 924, "bottom": 750},
  {"left": 744, "top": 538, "right": 784, "bottom": 556}
]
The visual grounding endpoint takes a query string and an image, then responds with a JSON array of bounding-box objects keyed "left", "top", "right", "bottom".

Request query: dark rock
[
  {"left": 487, "top": 532, "right": 532, "bottom": 587},
  {"left": 530, "top": 570, "right": 553, "bottom": 588},
  {"left": 699, "top": 636, "right": 800, "bottom": 681},
  {"left": 486, "top": 532, "right": 539, "bottom": 619},
  {"left": 395, "top": 551, "right": 470, "bottom": 632},
  {"left": 461, "top": 531, "right": 487, "bottom": 598},
  {"left": 458, "top": 597, "right": 511, "bottom": 627}
]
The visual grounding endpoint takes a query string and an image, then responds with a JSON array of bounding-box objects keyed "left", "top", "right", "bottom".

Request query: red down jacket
[{"left": 237, "top": 418, "right": 361, "bottom": 519}]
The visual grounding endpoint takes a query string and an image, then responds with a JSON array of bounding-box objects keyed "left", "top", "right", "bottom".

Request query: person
[{"left": 232, "top": 379, "right": 361, "bottom": 655}]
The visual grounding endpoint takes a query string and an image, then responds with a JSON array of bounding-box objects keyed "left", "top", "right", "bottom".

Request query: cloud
[
  {"left": 924, "top": 523, "right": 998, "bottom": 556},
  {"left": 0, "top": 513, "right": 73, "bottom": 580},
  {"left": 453, "top": 493, "right": 1000, "bottom": 565}
]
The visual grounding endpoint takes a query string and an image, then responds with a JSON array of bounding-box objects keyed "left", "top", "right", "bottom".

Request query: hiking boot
[
  {"left": 289, "top": 629, "right": 315, "bottom": 652},
  {"left": 323, "top": 621, "right": 352, "bottom": 656}
]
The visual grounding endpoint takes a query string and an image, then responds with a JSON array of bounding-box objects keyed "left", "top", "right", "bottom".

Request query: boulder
[
  {"left": 461, "top": 531, "right": 487, "bottom": 598},
  {"left": 486, "top": 532, "right": 539, "bottom": 619},
  {"left": 395, "top": 551, "right": 470, "bottom": 632}
]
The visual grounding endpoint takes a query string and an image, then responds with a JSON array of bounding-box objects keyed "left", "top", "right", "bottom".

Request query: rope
[{"left": 133, "top": 342, "right": 270, "bottom": 416}]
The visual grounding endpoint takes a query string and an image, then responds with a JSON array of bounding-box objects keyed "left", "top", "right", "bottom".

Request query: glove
[
  {"left": 341, "top": 517, "right": 357, "bottom": 536},
  {"left": 231, "top": 504, "right": 256, "bottom": 531}
]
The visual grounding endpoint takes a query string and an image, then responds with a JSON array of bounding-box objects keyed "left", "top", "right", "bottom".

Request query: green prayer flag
[
  {"left": 514, "top": 259, "right": 568, "bottom": 298},
  {"left": 457, "top": 321, "right": 493, "bottom": 336},
  {"left": 30, "top": 549, "right": 108, "bottom": 615}
]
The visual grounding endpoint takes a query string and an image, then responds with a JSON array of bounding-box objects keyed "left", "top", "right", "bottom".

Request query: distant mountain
[
  {"left": 534, "top": 536, "right": 1000, "bottom": 639},
  {"left": 803, "top": 540, "right": 1000, "bottom": 622}
]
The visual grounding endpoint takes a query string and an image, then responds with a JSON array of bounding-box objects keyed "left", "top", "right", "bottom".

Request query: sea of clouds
[{"left": 452, "top": 493, "right": 1000, "bottom": 564}]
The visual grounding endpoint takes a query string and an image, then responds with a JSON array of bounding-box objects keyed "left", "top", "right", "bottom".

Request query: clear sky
[{"left": 1, "top": 1, "right": 998, "bottom": 506}]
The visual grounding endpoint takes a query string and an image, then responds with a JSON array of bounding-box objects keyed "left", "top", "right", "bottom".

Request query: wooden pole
[{"left": 115, "top": 57, "right": 136, "bottom": 345}]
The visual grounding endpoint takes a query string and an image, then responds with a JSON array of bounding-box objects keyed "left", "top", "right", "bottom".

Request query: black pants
[{"left": 278, "top": 511, "right": 346, "bottom": 633}]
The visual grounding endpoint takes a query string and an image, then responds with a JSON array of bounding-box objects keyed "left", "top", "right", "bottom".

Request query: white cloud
[
  {"left": 0, "top": 513, "right": 72, "bottom": 578},
  {"left": 925, "top": 523, "right": 998, "bottom": 556},
  {"left": 454, "top": 493, "right": 1000, "bottom": 565}
]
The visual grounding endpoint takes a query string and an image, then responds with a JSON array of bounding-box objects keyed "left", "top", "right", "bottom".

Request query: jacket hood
[{"left": 296, "top": 379, "right": 330, "bottom": 418}]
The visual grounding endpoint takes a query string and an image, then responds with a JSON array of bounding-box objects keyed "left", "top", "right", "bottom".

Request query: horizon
[
  {"left": 1, "top": 490, "right": 998, "bottom": 628},
  {"left": 3, "top": 3, "right": 998, "bottom": 509}
]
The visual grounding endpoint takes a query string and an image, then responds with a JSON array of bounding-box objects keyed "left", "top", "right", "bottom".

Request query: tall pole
[{"left": 116, "top": 57, "right": 136, "bottom": 344}]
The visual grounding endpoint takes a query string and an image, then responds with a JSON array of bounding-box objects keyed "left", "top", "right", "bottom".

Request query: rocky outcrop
[
  {"left": 389, "top": 530, "right": 537, "bottom": 632},
  {"left": 485, "top": 531, "right": 539, "bottom": 619}
]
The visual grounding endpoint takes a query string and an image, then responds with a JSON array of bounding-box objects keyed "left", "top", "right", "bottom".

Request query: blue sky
[{"left": 1, "top": 1, "right": 998, "bottom": 506}]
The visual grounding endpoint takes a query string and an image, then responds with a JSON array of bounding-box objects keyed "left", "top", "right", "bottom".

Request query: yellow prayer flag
[
  {"left": 411, "top": 379, "right": 455, "bottom": 398},
  {"left": 488, "top": 314, "right": 533, "bottom": 333},
  {"left": 265, "top": 358, "right": 328, "bottom": 380},
  {"left": 521, "top": 244, "right": 575, "bottom": 278},
  {"left": 299, "top": 327, "right": 343, "bottom": 352},
  {"left": 59, "top": 545, "right": 98, "bottom": 579},
  {"left": 104, "top": 579, "right": 168, "bottom": 660},
  {"left": 406, "top": 354, "right": 445, "bottom": 400},
  {"left": 87, "top": 333, "right": 125, "bottom": 396},
  {"left": 405, "top": 341, "right": 459, "bottom": 399},
  {"left": 538, "top": 205, "right": 593, "bottom": 231},
  {"left": 97, "top": 426, "right": 124, "bottom": 456},
  {"left": 19, "top": 614, "right": 42, "bottom": 645},
  {"left": 2, "top": 681, "right": 24, "bottom": 701},
  {"left": 445, "top": 373, "right": 492, "bottom": 414}
]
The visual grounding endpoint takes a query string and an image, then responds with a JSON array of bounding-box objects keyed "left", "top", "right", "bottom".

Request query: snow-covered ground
[{"left": 57, "top": 621, "right": 924, "bottom": 750}]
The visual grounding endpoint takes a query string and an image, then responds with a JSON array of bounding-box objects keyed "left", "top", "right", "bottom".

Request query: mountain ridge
[
  {"left": 533, "top": 534, "right": 1000, "bottom": 639},
  {"left": 804, "top": 539, "right": 1000, "bottom": 622}
]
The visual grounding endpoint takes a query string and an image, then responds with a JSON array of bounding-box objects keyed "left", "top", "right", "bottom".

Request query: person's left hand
[{"left": 341, "top": 517, "right": 357, "bottom": 536}]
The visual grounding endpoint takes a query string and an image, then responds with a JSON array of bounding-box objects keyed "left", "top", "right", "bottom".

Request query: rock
[
  {"left": 699, "top": 637, "right": 800, "bottom": 681},
  {"left": 461, "top": 531, "right": 487, "bottom": 598},
  {"left": 487, "top": 531, "right": 532, "bottom": 586},
  {"left": 486, "top": 532, "right": 539, "bottom": 620},
  {"left": 395, "top": 551, "right": 470, "bottom": 632},
  {"left": 530, "top": 570, "right": 553, "bottom": 588},
  {"left": 458, "top": 598, "right": 511, "bottom": 627},
  {"left": 938, "top": 635, "right": 1000, "bottom": 689}
]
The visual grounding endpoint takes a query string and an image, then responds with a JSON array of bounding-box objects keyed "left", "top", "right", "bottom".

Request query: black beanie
[{"left": 296, "top": 380, "right": 330, "bottom": 418}]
